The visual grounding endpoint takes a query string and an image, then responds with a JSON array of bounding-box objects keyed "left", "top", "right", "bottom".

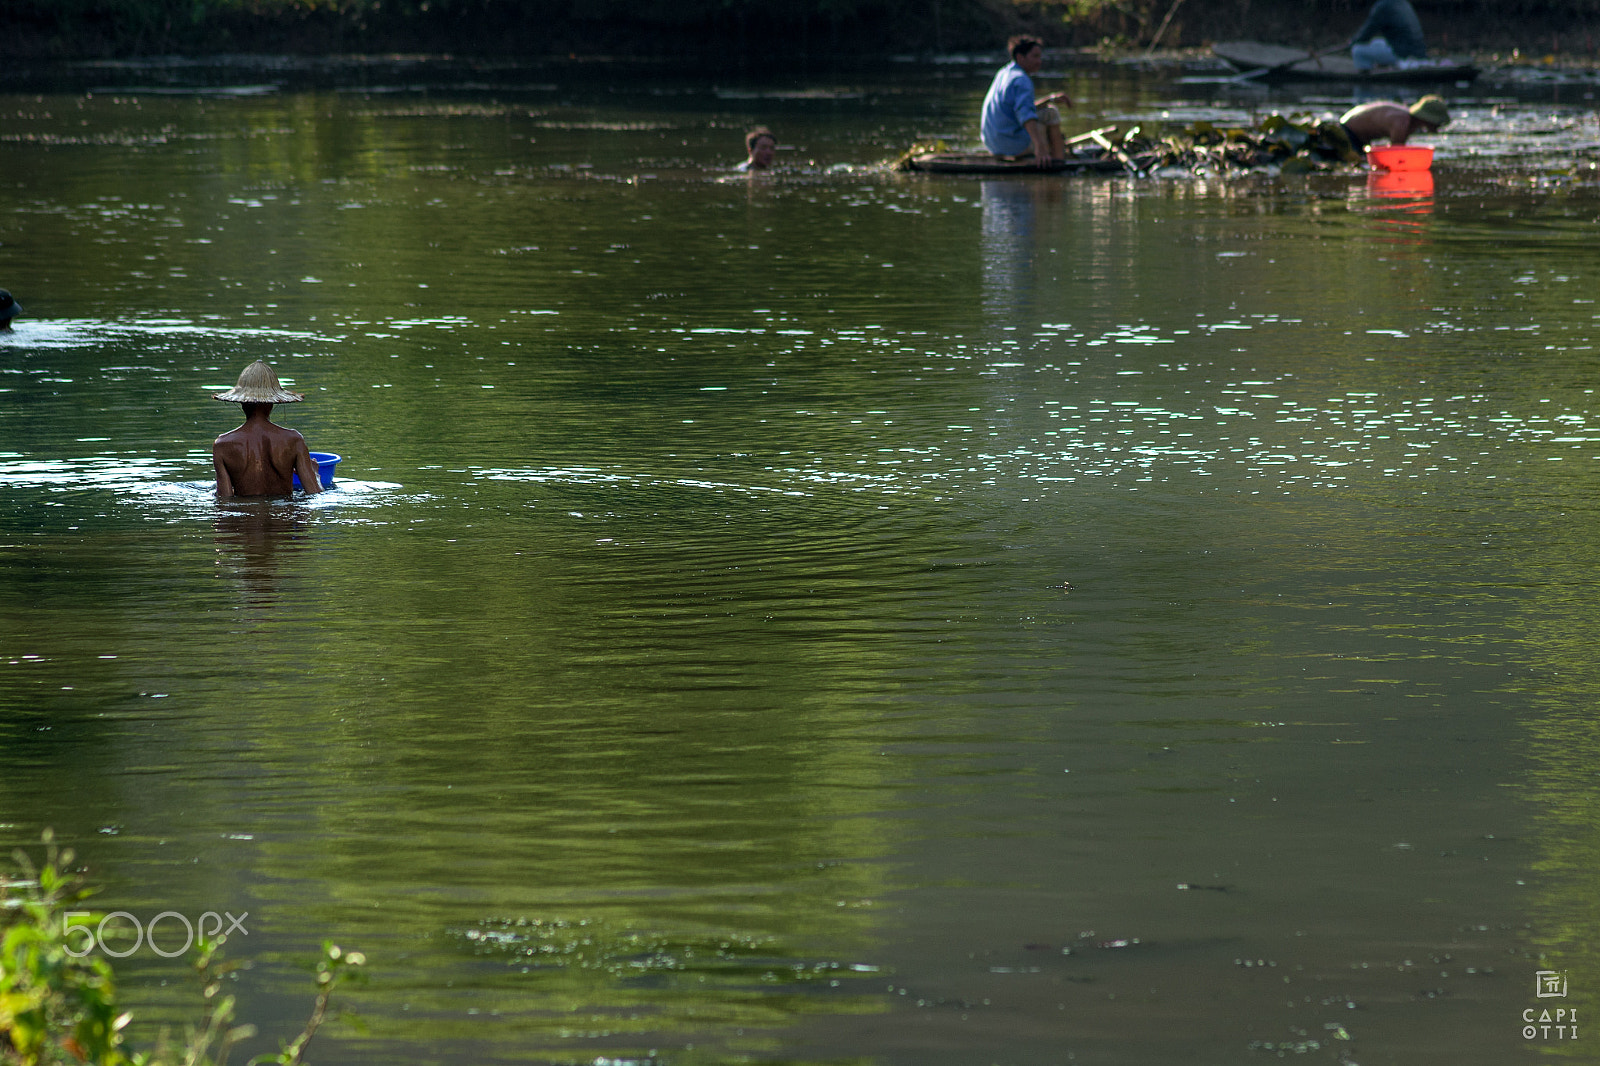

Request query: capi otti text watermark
[
  {"left": 1523, "top": 970, "right": 1578, "bottom": 1042},
  {"left": 63, "top": 909, "right": 248, "bottom": 959}
]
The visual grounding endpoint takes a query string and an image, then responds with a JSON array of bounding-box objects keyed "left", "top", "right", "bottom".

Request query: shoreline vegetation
[
  {"left": 11, "top": 0, "right": 1600, "bottom": 65},
  {"left": 1, "top": 833, "right": 365, "bottom": 1066}
]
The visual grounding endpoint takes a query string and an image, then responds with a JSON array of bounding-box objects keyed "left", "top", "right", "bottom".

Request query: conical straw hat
[
  {"left": 214, "top": 360, "right": 304, "bottom": 404},
  {"left": 1409, "top": 95, "right": 1450, "bottom": 128}
]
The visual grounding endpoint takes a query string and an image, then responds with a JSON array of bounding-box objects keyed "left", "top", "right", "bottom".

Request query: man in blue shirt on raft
[
  {"left": 1347, "top": 0, "right": 1427, "bottom": 71},
  {"left": 981, "top": 35, "right": 1073, "bottom": 168}
]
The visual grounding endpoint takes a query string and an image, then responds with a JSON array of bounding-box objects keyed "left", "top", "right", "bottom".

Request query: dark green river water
[{"left": 3, "top": 58, "right": 1600, "bottom": 1065}]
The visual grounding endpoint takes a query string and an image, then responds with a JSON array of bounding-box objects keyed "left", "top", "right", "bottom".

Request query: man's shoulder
[
  {"left": 1373, "top": 0, "right": 1419, "bottom": 20},
  {"left": 214, "top": 422, "right": 305, "bottom": 447},
  {"left": 1342, "top": 100, "right": 1404, "bottom": 118},
  {"left": 992, "top": 66, "right": 1032, "bottom": 105}
]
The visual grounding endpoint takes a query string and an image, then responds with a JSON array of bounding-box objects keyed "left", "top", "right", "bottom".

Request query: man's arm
[
  {"left": 1004, "top": 76, "right": 1046, "bottom": 164},
  {"left": 1386, "top": 111, "right": 1417, "bottom": 144},
  {"left": 292, "top": 436, "right": 324, "bottom": 494},
  {"left": 1024, "top": 118, "right": 1051, "bottom": 168},
  {"left": 1348, "top": 2, "right": 1378, "bottom": 44},
  {"left": 213, "top": 447, "right": 235, "bottom": 498}
]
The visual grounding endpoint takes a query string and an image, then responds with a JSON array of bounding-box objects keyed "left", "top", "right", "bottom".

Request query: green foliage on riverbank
[
  {"left": 12, "top": 0, "right": 1005, "bottom": 59},
  {"left": 1, "top": 833, "right": 364, "bottom": 1066},
  {"left": 10, "top": 0, "right": 1600, "bottom": 61},
  {"left": 1024, "top": 0, "right": 1600, "bottom": 54}
]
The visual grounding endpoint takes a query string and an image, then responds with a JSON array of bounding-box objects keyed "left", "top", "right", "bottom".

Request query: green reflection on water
[{"left": 4, "top": 67, "right": 1600, "bottom": 1064}]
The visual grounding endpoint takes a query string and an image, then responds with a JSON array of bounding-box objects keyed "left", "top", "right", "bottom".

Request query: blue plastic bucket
[{"left": 292, "top": 451, "right": 341, "bottom": 490}]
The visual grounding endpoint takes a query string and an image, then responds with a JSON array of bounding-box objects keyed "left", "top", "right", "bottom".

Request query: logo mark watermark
[
  {"left": 1523, "top": 970, "right": 1578, "bottom": 1042},
  {"left": 63, "top": 910, "right": 248, "bottom": 959},
  {"left": 1538, "top": 970, "right": 1569, "bottom": 998}
]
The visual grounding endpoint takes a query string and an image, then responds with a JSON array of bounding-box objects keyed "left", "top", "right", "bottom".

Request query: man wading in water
[
  {"left": 212, "top": 360, "right": 324, "bottom": 497},
  {"left": 0, "top": 290, "right": 21, "bottom": 330}
]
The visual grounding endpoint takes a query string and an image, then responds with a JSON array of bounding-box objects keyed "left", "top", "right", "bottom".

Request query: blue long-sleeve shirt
[
  {"left": 980, "top": 61, "right": 1038, "bottom": 156},
  {"left": 1350, "top": 0, "right": 1426, "bottom": 58}
]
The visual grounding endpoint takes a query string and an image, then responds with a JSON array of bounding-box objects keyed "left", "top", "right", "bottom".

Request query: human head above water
[
  {"left": 1408, "top": 95, "right": 1450, "bottom": 130},
  {"left": 745, "top": 126, "right": 777, "bottom": 168},
  {"left": 213, "top": 360, "right": 304, "bottom": 405},
  {"left": 745, "top": 126, "right": 776, "bottom": 153}
]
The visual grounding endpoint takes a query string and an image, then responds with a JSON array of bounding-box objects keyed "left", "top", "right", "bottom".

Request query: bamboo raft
[
  {"left": 901, "top": 154, "right": 1124, "bottom": 175},
  {"left": 900, "top": 115, "right": 1386, "bottom": 179},
  {"left": 900, "top": 126, "right": 1132, "bottom": 176}
]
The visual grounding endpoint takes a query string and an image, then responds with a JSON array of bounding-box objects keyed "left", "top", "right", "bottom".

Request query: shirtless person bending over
[
  {"left": 212, "top": 360, "right": 324, "bottom": 497},
  {"left": 1339, "top": 94, "right": 1450, "bottom": 149}
]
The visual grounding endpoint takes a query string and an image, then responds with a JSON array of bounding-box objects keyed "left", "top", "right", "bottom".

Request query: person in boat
[
  {"left": 981, "top": 35, "right": 1073, "bottom": 169},
  {"left": 1346, "top": 0, "right": 1427, "bottom": 71},
  {"left": 1339, "top": 95, "right": 1450, "bottom": 149},
  {"left": 212, "top": 360, "right": 324, "bottom": 497},
  {"left": 0, "top": 290, "right": 20, "bottom": 330},
  {"left": 739, "top": 126, "right": 777, "bottom": 171}
]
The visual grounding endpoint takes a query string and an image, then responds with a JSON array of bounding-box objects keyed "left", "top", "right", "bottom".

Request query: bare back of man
[
  {"left": 213, "top": 403, "right": 323, "bottom": 497},
  {"left": 1339, "top": 99, "right": 1444, "bottom": 147}
]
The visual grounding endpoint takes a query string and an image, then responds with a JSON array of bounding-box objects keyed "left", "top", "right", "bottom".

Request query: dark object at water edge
[
  {"left": 901, "top": 153, "right": 1125, "bottom": 175},
  {"left": 1213, "top": 40, "right": 1479, "bottom": 83}
]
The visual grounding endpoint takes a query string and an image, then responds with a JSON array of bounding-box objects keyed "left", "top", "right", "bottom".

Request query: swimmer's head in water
[
  {"left": 214, "top": 360, "right": 305, "bottom": 404},
  {"left": 745, "top": 126, "right": 775, "bottom": 154},
  {"left": 1409, "top": 95, "right": 1450, "bottom": 130},
  {"left": 745, "top": 126, "right": 777, "bottom": 169},
  {"left": 0, "top": 290, "right": 19, "bottom": 322}
]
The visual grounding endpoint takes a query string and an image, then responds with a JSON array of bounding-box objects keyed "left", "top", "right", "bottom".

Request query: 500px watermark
[{"left": 62, "top": 910, "right": 248, "bottom": 958}]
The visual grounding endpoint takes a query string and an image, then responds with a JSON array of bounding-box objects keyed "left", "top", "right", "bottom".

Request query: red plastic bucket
[{"left": 1366, "top": 145, "right": 1433, "bottom": 171}]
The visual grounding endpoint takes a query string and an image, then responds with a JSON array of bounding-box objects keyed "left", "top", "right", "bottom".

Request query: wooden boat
[
  {"left": 901, "top": 152, "right": 1123, "bottom": 175},
  {"left": 901, "top": 125, "right": 1131, "bottom": 175},
  {"left": 1212, "top": 40, "right": 1478, "bottom": 84}
]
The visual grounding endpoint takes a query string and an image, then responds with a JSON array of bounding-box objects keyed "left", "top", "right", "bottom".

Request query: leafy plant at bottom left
[
  {"left": 0, "top": 831, "right": 267, "bottom": 1066},
  {"left": 0, "top": 829, "right": 141, "bottom": 1064}
]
